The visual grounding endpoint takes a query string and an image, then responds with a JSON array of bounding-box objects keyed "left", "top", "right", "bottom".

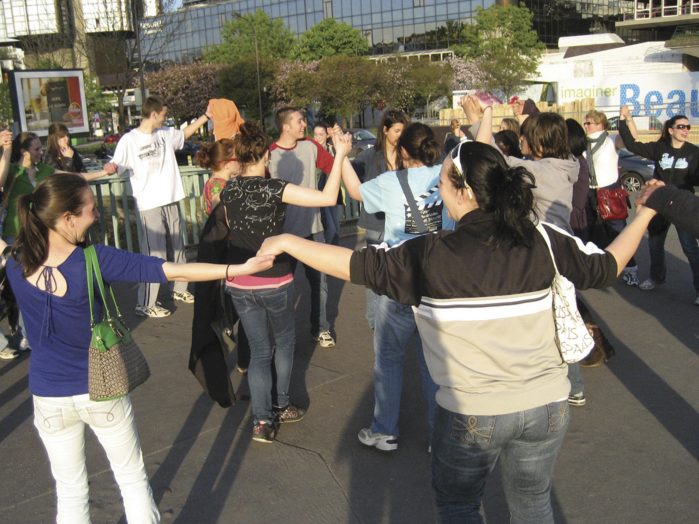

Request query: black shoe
[
  {"left": 273, "top": 404, "right": 306, "bottom": 424},
  {"left": 252, "top": 421, "right": 275, "bottom": 443}
]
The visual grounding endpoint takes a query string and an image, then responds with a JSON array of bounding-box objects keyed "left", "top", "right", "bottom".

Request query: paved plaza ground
[{"left": 0, "top": 230, "right": 698, "bottom": 523}]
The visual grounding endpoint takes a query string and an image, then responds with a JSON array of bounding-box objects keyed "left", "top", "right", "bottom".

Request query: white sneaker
[
  {"left": 0, "top": 347, "right": 19, "bottom": 360},
  {"left": 172, "top": 291, "right": 195, "bottom": 304},
  {"left": 315, "top": 331, "right": 336, "bottom": 348},
  {"left": 639, "top": 278, "right": 658, "bottom": 291},
  {"left": 622, "top": 266, "right": 639, "bottom": 286},
  {"left": 135, "top": 302, "right": 172, "bottom": 318},
  {"left": 18, "top": 337, "right": 31, "bottom": 352},
  {"left": 358, "top": 428, "right": 398, "bottom": 451}
]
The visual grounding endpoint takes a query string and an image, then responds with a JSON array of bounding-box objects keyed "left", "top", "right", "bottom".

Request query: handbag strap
[
  {"left": 535, "top": 223, "right": 560, "bottom": 277},
  {"left": 84, "top": 245, "right": 121, "bottom": 326},
  {"left": 396, "top": 169, "right": 428, "bottom": 234},
  {"left": 585, "top": 131, "right": 608, "bottom": 188}
]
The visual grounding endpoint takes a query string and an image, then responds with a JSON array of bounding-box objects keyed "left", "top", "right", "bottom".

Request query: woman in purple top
[{"left": 3, "top": 174, "right": 273, "bottom": 524}]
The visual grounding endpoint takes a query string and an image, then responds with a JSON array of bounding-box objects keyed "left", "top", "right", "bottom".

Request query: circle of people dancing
[{"left": 0, "top": 92, "right": 697, "bottom": 523}]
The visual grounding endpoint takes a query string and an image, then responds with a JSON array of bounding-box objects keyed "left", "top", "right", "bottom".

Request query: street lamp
[{"left": 233, "top": 12, "right": 264, "bottom": 130}]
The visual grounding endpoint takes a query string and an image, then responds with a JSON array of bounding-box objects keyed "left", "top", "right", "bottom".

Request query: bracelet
[
  {"left": 204, "top": 114, "right": 211, "bottom": 121},
  {"left": 225, "top": 264, "right": 232, "bottom": 279}
]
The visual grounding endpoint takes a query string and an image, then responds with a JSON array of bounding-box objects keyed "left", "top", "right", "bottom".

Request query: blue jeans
[
  {"left": 226, "top": 283, "right": 296, "bottom": 424},
  {"left": 648, "top": 221, "right": 699, "bottom": 293},
  {"left": 371, "top": 294, "right": 438, "bottom": 437},
  {"left": 364, "top": 229, "right": 384, "bottom": 330},
  {"left": 291, "top": 233, "right": 330, "bottom": 335},
  {"left": 432, "top": 401, "right": 570, "bottom": 524},
  {"left": 567, "top": 362, "right": 583, "bottom": 396}
]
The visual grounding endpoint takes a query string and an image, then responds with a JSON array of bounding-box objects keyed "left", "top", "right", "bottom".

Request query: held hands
[
  {"left": 103, "top": 162, "right": 118, "bottom": 175},
  {"left": 0, "top": 129, "right": 12, "bottom": 150},
  {"left": 332, "top": 131, "right": 353, "bottom": 157},
  {"left": 620, "top": 105, "right": 631, "bottom": 120},
  {"left": 459, "top": 95, "right": 481, "bottom": 123},
  {"left": 236, "top": 254, "right": 275, "bottom": 276},
  {"left": 258, "top": 234, "right": 288, "bottom": 257},
  {"left": 635, "top": 179, "right": 665, "bottom": 208}
]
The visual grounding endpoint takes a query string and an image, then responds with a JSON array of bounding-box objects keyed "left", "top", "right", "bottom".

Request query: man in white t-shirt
[{"left": 112, "top": 96, "right": 211, "bottom": 317}]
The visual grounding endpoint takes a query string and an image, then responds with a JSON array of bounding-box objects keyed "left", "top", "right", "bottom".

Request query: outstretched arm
[
  {"left": 162, "top": 255, "right": 275, "bottom": 282},
  {"left": 183, "top": 101, "right": 212, "bottom": 139},
  {"left": 259, "top": 234, "right": 352, "bottom": 281},
  {"left": 605, "top": 206, "right": 657, "bottom": 274}
]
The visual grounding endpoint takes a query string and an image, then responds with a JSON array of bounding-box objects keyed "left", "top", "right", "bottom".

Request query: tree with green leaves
[
  {"left": 291, "top": 19, "right": 368, "bottom": 62},
  {"left": 270, "top": 60, "right": 319, "bottom": 108},
  {"left": 84, "top": 75, "right": 112, "bottom": 117},
  {"left": 144, "top": 63, "right": 224, "bottom": 123},
  {"left": 451, "top": 4, "right": 544, "bottom": 98},
  {"left": 313, "top": 56, "right": 377, "bottom": 127},
  {"left": 218, "top": 55, "right": 278, "bottom": 122},
  {"left": 0, "top": 83, "right": 13, "bottom": 126},
  {"left": 404, "top": 61, "right": 453, "bottom": 112},
  {"left": 204, "top": 10, "right": 295, "bottom": 64}
]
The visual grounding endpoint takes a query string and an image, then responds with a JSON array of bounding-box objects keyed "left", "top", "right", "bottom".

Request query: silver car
[{"left": 618, "top": 148, "right": 654, "bottom": 193}]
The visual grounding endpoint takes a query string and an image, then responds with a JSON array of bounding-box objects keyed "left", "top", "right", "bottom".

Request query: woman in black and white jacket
[{"left": 258, "top": 142, "right": 656, "bottom": 523}]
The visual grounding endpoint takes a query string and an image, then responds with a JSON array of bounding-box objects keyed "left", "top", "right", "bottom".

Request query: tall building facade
[
  {"left": 0, "top": 1, "right": 161, "bottom": 80},
  {"left": 142, "top": 0, "right": 639, "bottom": 65}
]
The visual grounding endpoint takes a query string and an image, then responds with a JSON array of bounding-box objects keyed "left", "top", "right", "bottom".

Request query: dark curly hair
[{"left": 449, "top": 141, "right": 537, "bottom": 247}]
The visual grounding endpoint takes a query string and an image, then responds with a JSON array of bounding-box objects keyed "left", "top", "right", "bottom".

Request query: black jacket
[{"left": 189, "top": 204, "right": 236, "bottom": 407}]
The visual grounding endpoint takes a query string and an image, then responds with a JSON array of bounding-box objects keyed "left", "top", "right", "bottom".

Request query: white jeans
[{"left": 33, "top": 394, "right": 160, "bottom": 524}]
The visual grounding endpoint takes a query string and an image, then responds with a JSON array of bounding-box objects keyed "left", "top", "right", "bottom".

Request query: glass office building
[
  {"left": 142, "top": 0, "right": 499, "bottom": 64},
  {"left": 142, "top": 0, "right": 633, "bottom": 64}
]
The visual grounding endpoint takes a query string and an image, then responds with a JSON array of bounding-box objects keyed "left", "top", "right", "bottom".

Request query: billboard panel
[{"left": 8, "top": 69, "right": 89, "bottom": 137}]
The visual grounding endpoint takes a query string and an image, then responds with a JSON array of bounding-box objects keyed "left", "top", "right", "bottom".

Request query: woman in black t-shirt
[{"left": 219, "top": 121, "right": 351, "bottom": 443}]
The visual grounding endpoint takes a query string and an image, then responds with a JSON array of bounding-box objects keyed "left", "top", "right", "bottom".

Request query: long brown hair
[
  {"left": 45, "top": 123, "right": 70, "bottom": 168},
  {"left": 14, "top": 174, "right": 90, "bottom": 276}
]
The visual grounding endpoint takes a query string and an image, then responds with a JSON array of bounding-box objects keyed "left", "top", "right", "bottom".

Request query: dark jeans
[
  {"left": 290, "top": 233, "right": 330, "bottom": 335},
  {"left": 432, "top": 401, "right": 570, "bottom": 523},
  {"left": 648, "top": 218, "right": 699, "bottom": 292},
  {"left": 226, "top": 283, "right": 296, "bottom": 424}
]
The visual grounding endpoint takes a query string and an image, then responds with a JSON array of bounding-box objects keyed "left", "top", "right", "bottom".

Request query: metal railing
[{"left": 87, "top": 167, "right": 361, "bottom": 253}]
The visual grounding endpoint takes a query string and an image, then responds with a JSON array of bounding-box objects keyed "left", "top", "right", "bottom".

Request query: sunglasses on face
[
  {"left": 673, "top": 124, "right": 691, "bottom": 130},
  {"left": 583, "top": 122, "right": 595, "bottom": 126}
]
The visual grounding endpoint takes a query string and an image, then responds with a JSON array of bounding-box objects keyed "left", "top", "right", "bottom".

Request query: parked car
[
  {"left": 618, "top": 148, "right": 654, "bottom": 192},
  {"left": 175, "top": 140, "right": 202, "bottom": 166},
  {"left": 345, "top": 128, "right": 377, "bottom": 157}
]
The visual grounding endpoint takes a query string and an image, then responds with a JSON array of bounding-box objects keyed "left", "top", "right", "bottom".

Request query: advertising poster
[{"left": 9, "top": 70, "right": 89, "bottom": 137}]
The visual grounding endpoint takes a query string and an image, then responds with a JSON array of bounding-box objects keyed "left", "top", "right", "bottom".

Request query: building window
[{"left": 323, "top": 0, "right": 333, "bottom": 19}]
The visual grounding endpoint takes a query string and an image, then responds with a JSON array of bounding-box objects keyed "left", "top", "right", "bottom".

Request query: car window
[{"left": 354, "top": 130, "right": 376, "bottom": 141}]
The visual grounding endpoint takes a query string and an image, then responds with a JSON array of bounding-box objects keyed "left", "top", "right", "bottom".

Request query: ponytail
[
  {"left": 449, "top": 142, "right": 536, "bottom": 247},
  {"left": 14, "top": 193, "right": 50, "bottom": 277},
  {"left": 13, "top": 174, "right": 89, "bottom": 276},
  {"left": 489, "top": 166, "right": 536, "bottom": 247}
]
